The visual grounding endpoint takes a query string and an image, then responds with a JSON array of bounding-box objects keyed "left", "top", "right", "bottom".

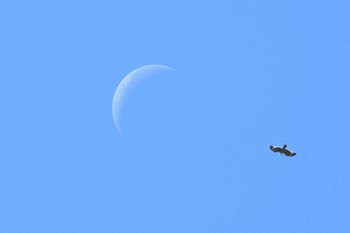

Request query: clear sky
[{"left": 1, "top": 1, "right": 350, "bottom": 233}]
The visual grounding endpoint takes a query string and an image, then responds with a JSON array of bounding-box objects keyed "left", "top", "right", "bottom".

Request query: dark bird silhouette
[{"left": 270, "top": 144, "right": 296, "bottom": 156}]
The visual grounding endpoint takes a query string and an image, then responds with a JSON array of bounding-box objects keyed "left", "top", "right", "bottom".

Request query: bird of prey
[{"left": 270, "top": 144, "right": 296, "bottom": 156}]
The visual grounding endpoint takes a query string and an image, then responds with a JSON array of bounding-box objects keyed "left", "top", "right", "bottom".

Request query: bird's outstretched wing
[
  {"left": 270, "top": 145, "right": 282, "bottom": 153},
  {"left": 283, "top": 149, "right": 296, "bottom": 156}
]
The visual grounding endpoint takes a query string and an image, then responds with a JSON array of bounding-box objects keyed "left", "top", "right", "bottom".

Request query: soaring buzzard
[{"left": 270, "top": 144, "right": 296, "bottom": 156}]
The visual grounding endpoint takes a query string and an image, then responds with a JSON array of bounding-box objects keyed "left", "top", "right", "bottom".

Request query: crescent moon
[{"left": 112, "top": 64, "right": 174, "bottom": 134}]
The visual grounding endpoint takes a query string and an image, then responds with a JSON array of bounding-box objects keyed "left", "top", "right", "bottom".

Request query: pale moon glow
[{"left": 112, "top": 64, "right": 174, "bottom": 134}]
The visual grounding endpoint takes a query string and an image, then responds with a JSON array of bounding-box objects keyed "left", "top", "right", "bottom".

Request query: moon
[{"left": 112, "top": 64, "right": 174, "bottom": 134}]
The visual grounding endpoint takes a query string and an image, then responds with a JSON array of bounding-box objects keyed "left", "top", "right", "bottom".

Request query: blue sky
[{"left": 1, "top": 1, "right": 350, "bottom": 232}]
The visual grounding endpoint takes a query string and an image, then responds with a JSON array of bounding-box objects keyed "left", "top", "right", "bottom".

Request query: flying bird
[{"left": 270, "top": 144, "right": 296, "bottom": 156}]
